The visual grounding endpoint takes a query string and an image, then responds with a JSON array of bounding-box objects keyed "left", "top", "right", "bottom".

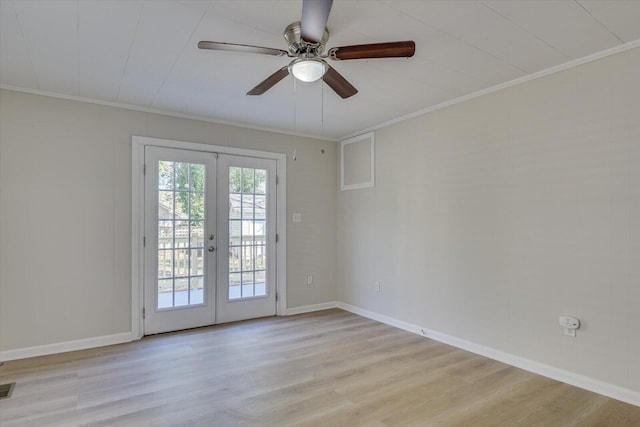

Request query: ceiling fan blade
[
  {"left": 328, "top": 41, "right": 415, "bottom": 60},
  {"left": 323, "top": 65, "right": 357, "bottom": 99},
  {"left": 246, "top": 67, "right": 290, "bottom": 96},
  {"left": 198, "top": 41, "right": 288, "bottom": 57},
  {"left": 301, "top": 0, "right": 333, "bottom": 43}
]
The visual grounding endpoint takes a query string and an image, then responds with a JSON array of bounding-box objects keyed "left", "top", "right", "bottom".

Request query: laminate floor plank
[{"left": 1, "top": 309, "right": 638, "bottom": 426}]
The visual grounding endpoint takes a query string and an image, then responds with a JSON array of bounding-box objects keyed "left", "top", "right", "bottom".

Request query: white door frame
[{"left": 132, "top": 136, "right": 287, "bottom": 339}]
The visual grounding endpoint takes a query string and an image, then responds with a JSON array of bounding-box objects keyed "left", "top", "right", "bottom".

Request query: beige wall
[
  {"left": 338, "top": 47, "right": 639, "bottom": 392},
  {"left": 0, "top": 89, "right": 337, "bottom": 351}
]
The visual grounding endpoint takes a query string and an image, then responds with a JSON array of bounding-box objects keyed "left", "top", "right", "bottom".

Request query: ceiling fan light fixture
[{"left": 289, "top": 58, "right": 327, "bottom": 83}]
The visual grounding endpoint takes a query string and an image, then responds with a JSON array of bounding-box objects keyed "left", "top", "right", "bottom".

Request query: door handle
[{"left": 208, "top": 246, "right": 215, "bottom": 252}]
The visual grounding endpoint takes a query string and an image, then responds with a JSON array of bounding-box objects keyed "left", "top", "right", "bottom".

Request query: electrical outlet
[
  {"left": 374, "top": 281, "right": 381, "bottom": 292},
  {"left": 559, "top": 315, "right": 580, "bottom": 337},
  {"left": 307, "top": 275, "right": 313, "bottom": 286},
  {"left": 559, "top": 316, "right": 580, "bottom": 329}
]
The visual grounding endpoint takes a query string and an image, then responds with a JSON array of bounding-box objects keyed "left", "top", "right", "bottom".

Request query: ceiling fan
[{"left": 198, "top": 0, "right": 415, "bottom": 99}]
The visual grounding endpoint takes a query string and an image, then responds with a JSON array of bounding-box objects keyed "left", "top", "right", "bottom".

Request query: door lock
[{"left": 208, "top": 246, "right": 215, "bottom": 252}]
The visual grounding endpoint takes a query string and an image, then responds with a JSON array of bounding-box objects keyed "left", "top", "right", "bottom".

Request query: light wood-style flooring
[{"left": 1, "top": 309, "right": 638, "bottom": 426}]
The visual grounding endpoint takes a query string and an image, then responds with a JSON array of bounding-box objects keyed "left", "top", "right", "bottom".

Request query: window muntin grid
[
  {"left": 157, "top": 161, "right": 206, "bottom": 309},
  {"left": 228, "top": 167, "right": 268, "bottom": 300}
]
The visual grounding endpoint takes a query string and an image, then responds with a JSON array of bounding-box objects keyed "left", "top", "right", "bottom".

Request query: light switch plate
[{"left": 292, "top": 213, "right": 302, "bottom": 223}]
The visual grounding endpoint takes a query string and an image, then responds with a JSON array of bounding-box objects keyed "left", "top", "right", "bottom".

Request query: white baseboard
[
  {"left": 285, "top": 301, "right": 338, "bottom": 316},
  {"left": 337, "top": 302, "right": 640, "bottom": 407},
  {"left": 337, "top": 302, "right": 424, "bottom": 335},
  {"left": 1, "top": 302, "right": 341, "bottom": 361},
  {"left": 0, "top": 332, "right": 135, "bottom": 362}
]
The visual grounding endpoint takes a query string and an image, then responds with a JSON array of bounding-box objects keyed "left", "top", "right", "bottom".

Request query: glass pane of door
[
  {"left": 156, "top": 160, "right": 206, "bottom": 309},
  {"left": 228, "top": 166, "right": 268, "bottom": 300}
]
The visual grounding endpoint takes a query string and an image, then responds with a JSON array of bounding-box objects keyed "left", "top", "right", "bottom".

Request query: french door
[
  {"left": 216, "top": 155, "right": 277, "bottom": 323},
  {"left": 143, "top": 147, "right": 276, "bottom": 334},
  {"left": 144, "top": 147, "right": 217, "bottom": 334}
]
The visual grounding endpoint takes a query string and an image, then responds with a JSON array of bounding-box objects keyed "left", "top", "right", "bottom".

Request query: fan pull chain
[
  {"left": 321, "top": 77, "right": 324, "bottom": 136},
  {"left": 292, "top": 76, "right": 298, "bottom": 161}
]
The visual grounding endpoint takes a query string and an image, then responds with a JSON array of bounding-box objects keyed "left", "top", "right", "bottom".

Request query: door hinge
[
  {"left": 143, "top": 236, "right": 146, "bottom": 247},
  {"left": 276, "top": 234, "right": 279, "bottom": 243},
  {"left": 143, "top": 164, "right": 146, "bottom": 175},
  {"left": 142, "top": 307, "right": 146, "bottom": 319},
  {"left": 275, "top": 292, "right": 278, "bottom": 302},
  {"left": 276, "top": 175, "right": 279, "bottom": 185}
]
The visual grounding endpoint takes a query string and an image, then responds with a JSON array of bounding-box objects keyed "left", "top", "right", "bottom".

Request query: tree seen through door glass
[
  {"left": 255, "top": 169, "right": 266, "bottom": 194},
  {"left": 158, "top": 161, "right": 174, "bottom": 190}
]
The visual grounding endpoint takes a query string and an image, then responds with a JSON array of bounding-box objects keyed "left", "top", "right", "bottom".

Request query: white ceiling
[{"left": 1, "top": 0, "right": 639, "bottom": 140}]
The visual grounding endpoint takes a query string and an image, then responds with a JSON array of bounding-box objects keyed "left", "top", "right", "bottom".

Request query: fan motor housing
[{"left": 284, "top": 21, "right": 329, "bottom": 56}]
